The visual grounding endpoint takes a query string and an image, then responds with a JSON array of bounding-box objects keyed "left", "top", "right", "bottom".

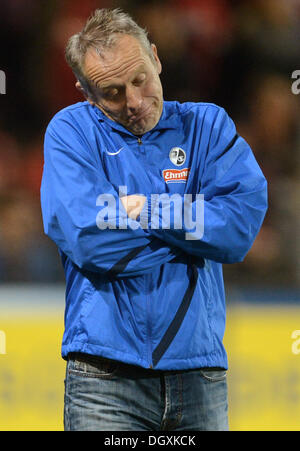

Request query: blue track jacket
[{"left": 40, "top": 100, "right": 267, "bottom": 370}]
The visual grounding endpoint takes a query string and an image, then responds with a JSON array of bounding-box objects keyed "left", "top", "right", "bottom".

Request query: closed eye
[
  {"left": 103, "top": 87, "right": 123, "bottom": 100},
  {"left": 105, "top": 88, "right": 118, "bottom": 97},
  {"left": 133, "top": 73, "right": 147, "bottom": 86}
]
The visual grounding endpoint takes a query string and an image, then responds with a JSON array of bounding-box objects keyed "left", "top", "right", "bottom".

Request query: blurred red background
[{"left": 0, "top": 0, "right": 299, "bottom": 292}]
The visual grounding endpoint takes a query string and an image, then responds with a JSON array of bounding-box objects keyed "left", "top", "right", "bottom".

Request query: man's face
[{"left": 81, "top": 34, "right": 163, "bottom": 135}]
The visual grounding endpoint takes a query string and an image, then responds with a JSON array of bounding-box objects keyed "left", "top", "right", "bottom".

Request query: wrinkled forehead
[{"left": 83, "top": 34, "right": 152, "bottom": 87}]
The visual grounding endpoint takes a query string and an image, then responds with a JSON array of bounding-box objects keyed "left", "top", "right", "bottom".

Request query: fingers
[{"left": 120, "top": 195, "right": 146, "bottom": 220}]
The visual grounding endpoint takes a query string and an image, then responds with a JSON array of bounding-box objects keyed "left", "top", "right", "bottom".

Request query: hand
[{"left": 120, "top": 195, "right": 147, "bottom": 220}]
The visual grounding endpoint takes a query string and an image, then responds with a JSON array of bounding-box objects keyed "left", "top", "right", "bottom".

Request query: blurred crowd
[{"left": 0, "top": 0, "right": 299, "bottom": 288}]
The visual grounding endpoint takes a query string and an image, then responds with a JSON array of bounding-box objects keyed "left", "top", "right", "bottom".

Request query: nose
[{"left": 125, "top": 85, "right": 143, "bottom": 114}]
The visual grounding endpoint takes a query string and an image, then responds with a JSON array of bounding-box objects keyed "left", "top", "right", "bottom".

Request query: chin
[
  {"left": 131, "top": 114, "right": 159, "bottom": 135},
  {"left": 130, "top": 123, "right": 152, "bottom": 135}
]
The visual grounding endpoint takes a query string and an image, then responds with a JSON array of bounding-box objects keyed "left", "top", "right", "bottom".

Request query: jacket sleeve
[
  {"left": 145, "top": 107, "right": 268, "bottom": 263},
  {"left": 40, "top": 114, "right": 181, "bottom": 277}
]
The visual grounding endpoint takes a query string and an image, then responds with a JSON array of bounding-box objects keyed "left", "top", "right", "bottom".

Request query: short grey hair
[{"left": 65, "top": 8, "right": 153, "bottom": 98}]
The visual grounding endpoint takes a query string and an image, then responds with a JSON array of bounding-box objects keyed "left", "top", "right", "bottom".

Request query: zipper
[
  {"left": 146, "top": 273, "right": 153, "bottom": 368},
  {"left": 136, "top": 135, "right": 153, "bottom": 368},
  {"left": 152, "top": 263, "right": 198, "bottom": 368},
  {"left": 136, "top": 136, "right": 160, "bottom": 194}
]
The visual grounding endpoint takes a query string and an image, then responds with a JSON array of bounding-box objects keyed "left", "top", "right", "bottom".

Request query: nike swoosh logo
[{"left": 105, "top": 147, "right": 124, "bottom": 156}]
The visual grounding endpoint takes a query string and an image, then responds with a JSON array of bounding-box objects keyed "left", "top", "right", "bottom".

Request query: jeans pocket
[
  {"left": 199, "top": 368, "right": 227, "bottom": 382},
  {"left": 67, "top": 353, "right": 119, "bottom": 379}
]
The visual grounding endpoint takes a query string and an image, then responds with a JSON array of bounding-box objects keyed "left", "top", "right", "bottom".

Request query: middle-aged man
[{"left": 40, "top": 8, "right": 267, "bottom": 431}]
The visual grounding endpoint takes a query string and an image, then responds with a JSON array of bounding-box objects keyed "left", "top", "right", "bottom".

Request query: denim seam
[
  {"left": 198, "top": 370, "right": 227, "bottom": 382},
  {"left": 160, "top": 376, "right": 170, "bottom": 430},
  {"left": 175, "top": 374, "right": 183, "bottom": 426},
  {"left": 64, "top": 365, "right": 71, "bottom": 430},
  {"left": 67, "top": 369, "right": 118, "bottom": 379}
]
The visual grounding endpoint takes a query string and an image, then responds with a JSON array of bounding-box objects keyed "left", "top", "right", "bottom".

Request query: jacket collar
[{"left": 91, "top": 101, "right": 179, "bottom": 137}]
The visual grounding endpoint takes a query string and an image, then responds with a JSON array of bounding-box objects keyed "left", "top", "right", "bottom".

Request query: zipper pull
[{"left": 137, "top": 137, "right": 142, "bottom": 145}]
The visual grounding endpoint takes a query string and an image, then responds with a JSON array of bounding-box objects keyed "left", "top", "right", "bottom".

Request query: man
[{"left": 40, "top": 8, "right": 267, "bottom": 431}]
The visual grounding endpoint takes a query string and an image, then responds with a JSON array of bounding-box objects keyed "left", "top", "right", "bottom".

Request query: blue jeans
[{"left": 64, "top": 353, "right": 229, "bottom": 431}]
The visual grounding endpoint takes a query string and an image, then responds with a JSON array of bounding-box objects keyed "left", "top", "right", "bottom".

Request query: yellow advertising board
[
  {"left": 225, "top": 304, "right": 300, "bottom": 431},
  {"left": 0, "top": 287, "right": 299, "bottom": 431}
]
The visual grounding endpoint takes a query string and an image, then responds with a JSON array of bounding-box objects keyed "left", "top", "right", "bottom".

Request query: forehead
[{"left": 83, "top": 34, "right": 151, "bottom": 87}]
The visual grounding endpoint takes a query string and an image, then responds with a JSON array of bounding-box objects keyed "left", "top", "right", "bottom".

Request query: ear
[
  {"left": 150, "top": 44, "right": 162, "bottom": 75},
  {"left": 75, "top": 81, "right": 95, "bottom": 106}
]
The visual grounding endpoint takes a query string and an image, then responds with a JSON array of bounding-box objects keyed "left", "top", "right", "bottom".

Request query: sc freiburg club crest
[{"left": 169, "top": 147, "right": 186, "bottom": 166}]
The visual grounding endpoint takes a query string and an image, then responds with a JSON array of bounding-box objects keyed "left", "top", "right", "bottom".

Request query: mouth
[{"left": 129, "top": 104, "right": 153, "bottom": 123}]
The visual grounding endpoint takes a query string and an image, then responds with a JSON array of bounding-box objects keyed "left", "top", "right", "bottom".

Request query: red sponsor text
[{"left": 163, "top": 168, "right": 190, "bottom": 183}]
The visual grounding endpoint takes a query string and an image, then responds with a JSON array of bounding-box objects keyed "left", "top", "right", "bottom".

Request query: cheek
[
  {"left": 146, "top": 77, "right": 162, "bottom": 99},
  {"left": 149, "top": 75, "right": 162, "bottom": 98},
  {"left": 102, "top": 99, "right": 126, "bottom": 116}
]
